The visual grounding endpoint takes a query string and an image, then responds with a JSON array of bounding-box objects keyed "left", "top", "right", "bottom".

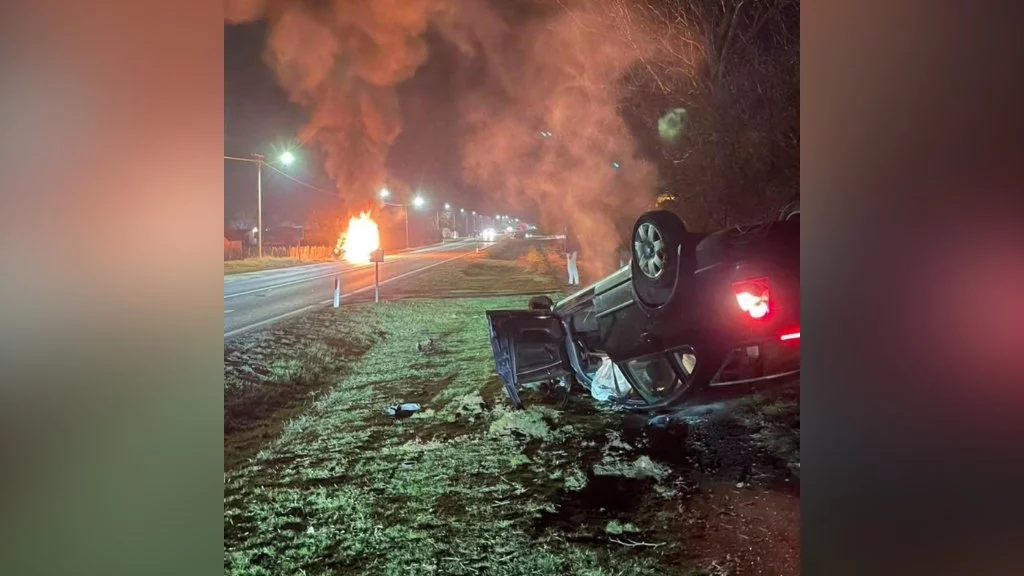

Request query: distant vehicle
[
  {"left": 481, "top": 228, "right": 497, "bottom": 242},
  {"left": 486, "top": 207, "right": 800, "bottom": 411}
]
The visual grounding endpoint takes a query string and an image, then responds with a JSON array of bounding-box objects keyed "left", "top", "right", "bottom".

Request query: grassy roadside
[
  {"left": 224, "top": 241, "right": 800, "bottom": 575},
  {"left": 224, "top": 257, "right": 328, "bottom": 275},
  {"left": 385, "top": 239, "right": 566, "bottom": 299}
]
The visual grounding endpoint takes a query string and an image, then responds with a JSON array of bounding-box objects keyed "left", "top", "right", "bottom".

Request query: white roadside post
[
  {"left": 370, "top": 248, "right": 384, "bottom": 303},
  {"left": 333, "top": 276, "right": 341, "bottom": 308}
]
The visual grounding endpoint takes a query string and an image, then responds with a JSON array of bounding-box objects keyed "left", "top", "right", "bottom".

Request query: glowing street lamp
[
  {"left": 444, "top": 203, "right": 451, "bottom": 211},
  {"left": 224, "top": 149, "right": 301, "bottom": 258},
  {"left": 380, "top": 193, "right": 427, "bottom": 249}
]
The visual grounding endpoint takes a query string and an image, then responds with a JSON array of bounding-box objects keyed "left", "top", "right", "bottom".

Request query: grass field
[{"left": 224, "top": 241, "right": 800, "bottom": 575}]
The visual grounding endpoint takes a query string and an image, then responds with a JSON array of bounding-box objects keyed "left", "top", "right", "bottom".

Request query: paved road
[{"left": 224, "top": 239, "right": 486, "bottom": 338}]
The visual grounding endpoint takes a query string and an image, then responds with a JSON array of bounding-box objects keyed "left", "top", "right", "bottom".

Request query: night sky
[{"left": 224, "top": 23, "right": 497, "bottom": 230}]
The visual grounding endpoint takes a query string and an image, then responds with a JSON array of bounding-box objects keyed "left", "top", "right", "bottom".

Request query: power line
[
  {"left": 261, "top": 161, "right": 339, "bottom": 197},
  {"left": 224, "top": 153, "right": 338, "bottom": 196},
  {"left": 224, "top": 154, "right": 260, "bottom": 164}
]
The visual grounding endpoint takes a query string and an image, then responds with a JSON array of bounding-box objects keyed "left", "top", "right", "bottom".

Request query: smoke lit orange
[{"left": 337, "top": 211, "right": 380, "bottom": 264}]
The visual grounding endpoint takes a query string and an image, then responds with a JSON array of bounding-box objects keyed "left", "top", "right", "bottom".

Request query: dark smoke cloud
[
  {"left": 228, "top": 0, "right": 665, "bottom": 277},
  {"left": 227, "top": 0, "right": 451, "bottom": 203}
]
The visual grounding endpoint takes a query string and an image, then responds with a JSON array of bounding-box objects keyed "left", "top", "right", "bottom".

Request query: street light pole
[
  {"left": 381, "top": 193, "right": 423, "bottom": 250},
  {"left": 383, "top": 201, "right": 410, "bottom": 248},
  {"left": 225, "top": 154, "right": 267, "bottom": 258},
  {"left": 404, "top": 205, "right": 410, "bottom": 249},
  {"left": 254, "top": 154, "right": 264, "bottom": 258},
  {"left": 226, "top": 151, "right": 298, "bottom": 260}
]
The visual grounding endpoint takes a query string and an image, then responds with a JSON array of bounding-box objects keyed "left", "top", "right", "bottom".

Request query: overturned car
[{"left": 486, "top": 208, "right": 800, "bottom": 412}]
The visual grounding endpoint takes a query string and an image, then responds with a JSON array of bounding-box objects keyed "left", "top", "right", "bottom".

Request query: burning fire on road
[{"left": 336, "top": 211, "right": 380, "bottom": 264}]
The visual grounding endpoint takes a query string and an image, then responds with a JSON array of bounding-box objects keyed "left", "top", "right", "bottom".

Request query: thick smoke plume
[
  {"left": 228, "top": 0, "right": 666, "bottom": 277},
  {"left": 457, "top": 1, "right": 661, "bottom": 278},
  {"left": 227, "top": 0, "right": 457, "bottom": 203}
]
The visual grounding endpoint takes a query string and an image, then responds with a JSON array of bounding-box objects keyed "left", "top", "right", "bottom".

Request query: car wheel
[
  {"left": 528, "top": 295, "right": 554, "bottom": 311},
  {"left": 630, "top": 210, "right": 694, "bottom": 307}
]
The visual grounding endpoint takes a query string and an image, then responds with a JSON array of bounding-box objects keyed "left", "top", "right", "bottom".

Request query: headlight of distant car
[{"left": 482, "top": 228, "right": 496, "bottom": 241}]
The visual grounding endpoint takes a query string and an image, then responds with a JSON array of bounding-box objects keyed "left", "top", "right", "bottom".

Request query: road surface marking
[
  {"left": 223, "top": 261, "right": 342, "bottom": 280},
  {"left": 223, "top": 243, "right": 468, "bottom": 300},
  {"left": 224, "top": 267, "right": 355, "bottom": 299},
  {"left": 224, "top": 304, "right": 318, "bottom": 339},
  {"left": 318, "top": 250, "right": 480, "bottom": 304},
  {"left": 225, "top": 243, "right": 488, "bottom": 338}
]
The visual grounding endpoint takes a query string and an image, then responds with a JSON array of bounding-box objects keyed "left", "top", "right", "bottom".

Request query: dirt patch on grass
[
  {"left": 518, "top": 382, "right": 800, "bottom": 575},
  {"left": 674, "top": 482, "right": 800, "bottom": 576}
]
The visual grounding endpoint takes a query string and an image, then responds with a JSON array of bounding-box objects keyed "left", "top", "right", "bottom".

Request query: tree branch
[{"left": 715, "top": 0, "right": 745, "bottom": 84}]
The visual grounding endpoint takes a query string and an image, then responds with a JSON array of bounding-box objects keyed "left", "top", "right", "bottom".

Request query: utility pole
[
  {"left": 404, "top": 205, "right": 410, "bottom": 249},
  {"left": 227, "top": 150, "right": 304, "bottom": 259},
  {"left": 225, "top": 154, "right": 267, "bottom": 259},
  {"left": 380, "top": 193, "right": 422, "bottom": 249},
  {"left": 254, "top": 153, "right": 264, "bottom": 258}
]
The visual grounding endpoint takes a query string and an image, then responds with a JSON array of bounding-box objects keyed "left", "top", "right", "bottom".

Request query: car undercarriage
[{"left": 487, "top": 207, "right": 800, "bottom": 412}]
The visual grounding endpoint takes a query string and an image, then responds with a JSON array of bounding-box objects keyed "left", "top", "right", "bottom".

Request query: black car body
[{"left": 486, "top": 209, "right": 800, "bottom": 412}]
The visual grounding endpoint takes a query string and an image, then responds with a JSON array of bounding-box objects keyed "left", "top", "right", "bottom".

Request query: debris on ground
[
  {"left": 385, "top": 402, "right": 422, "bottom": 418},
  {"left": 417, "top": 338, "right": 439, "bottom": 354},
  {"left": 647, "top": 414, "right": 671, "bottom": 428}
]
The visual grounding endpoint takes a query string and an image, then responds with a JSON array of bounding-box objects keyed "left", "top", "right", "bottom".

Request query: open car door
[{"left": 486, "top": 310, "right": 571, "bottom": 408}]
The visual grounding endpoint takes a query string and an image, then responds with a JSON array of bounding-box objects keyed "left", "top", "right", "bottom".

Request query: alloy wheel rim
[{"left": 634, "top": 222, "right": 666, "bottom": 279}]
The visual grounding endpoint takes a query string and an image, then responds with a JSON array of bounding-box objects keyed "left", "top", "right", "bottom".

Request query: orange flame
[{"left": 337, "top": 211, "right": 380, "bottom": 264}]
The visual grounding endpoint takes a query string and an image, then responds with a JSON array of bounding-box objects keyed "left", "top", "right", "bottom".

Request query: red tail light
[{"left": 733, "top": 277, "right": 770, "bottom": 319}]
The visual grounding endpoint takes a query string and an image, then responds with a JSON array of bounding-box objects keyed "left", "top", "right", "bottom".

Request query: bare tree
[{"left": 609, "top": 0, "right": 799, "bottom": 230}]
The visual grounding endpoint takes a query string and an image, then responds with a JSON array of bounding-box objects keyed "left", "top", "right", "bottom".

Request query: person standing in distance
[{"left": 564, "top": 225, "right": 581, "bottom": 286}]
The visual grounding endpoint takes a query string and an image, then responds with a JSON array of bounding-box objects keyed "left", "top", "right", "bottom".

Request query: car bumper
[{"left": 708, "top": 337, "right": 800, "bottom": 388}]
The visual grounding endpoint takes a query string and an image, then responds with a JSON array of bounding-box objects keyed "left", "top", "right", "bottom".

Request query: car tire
[
  {"left": 630, "top": 210, "right": 695, "bottom": 308},
  {"left": 528, "top": 295, "right": 554, "bottom": 311}
]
